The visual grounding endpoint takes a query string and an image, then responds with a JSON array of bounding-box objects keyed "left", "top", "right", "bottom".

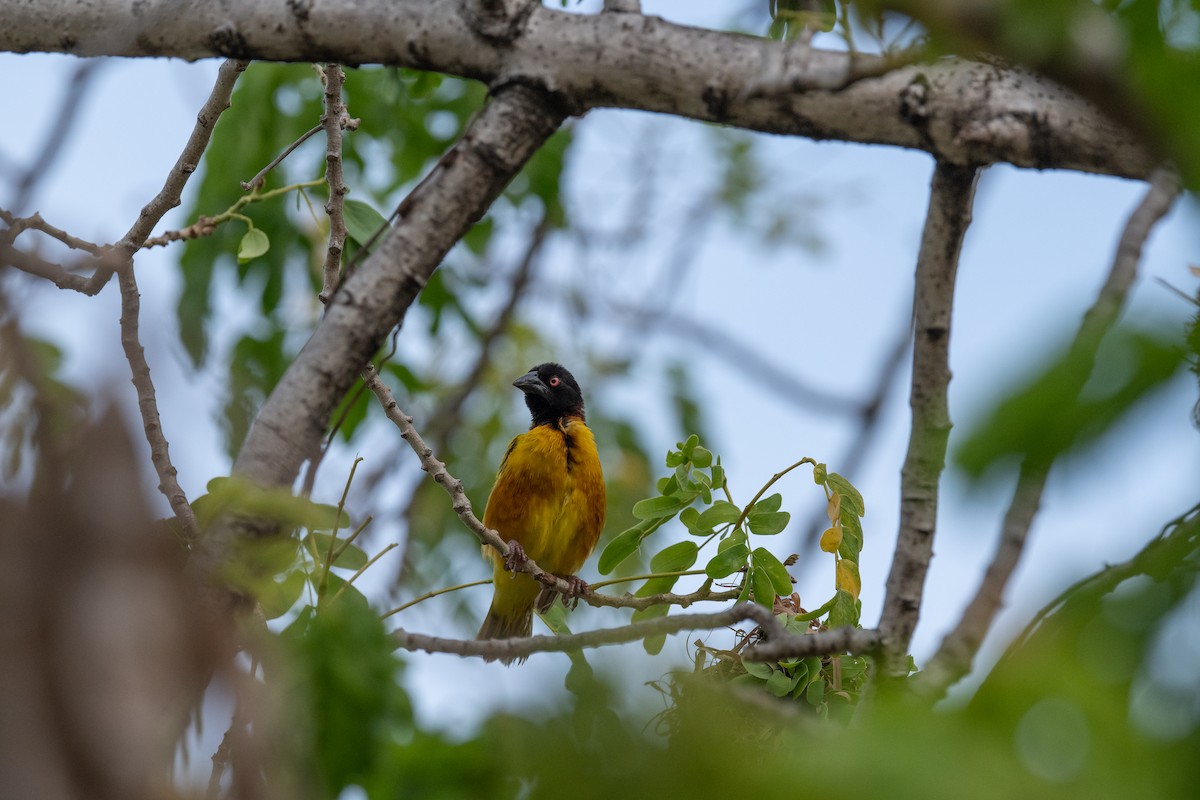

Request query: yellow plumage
[{"left": 476, "top": 365, "right": 605, "bottom": 658}]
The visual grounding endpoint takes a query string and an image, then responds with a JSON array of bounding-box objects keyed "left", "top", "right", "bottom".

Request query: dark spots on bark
[
  {"left": 208, "top": 24, "right": 250, "bottom": 58},
  {"left": 925, "top": 326, "right": 947, "bottom": 343},
  {"left": 286, "top": 0, "right": 314, "bottom": 23},
  {"left": 701, "top": 85, "right": 729, "bottom": 120},
  {"left": 59, "top": 33, "right": 77, "bottom": 51}
]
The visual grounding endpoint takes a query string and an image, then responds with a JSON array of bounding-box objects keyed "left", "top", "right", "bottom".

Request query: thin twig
[
  {"left": 117, "top": 264, "right": 199, "bottom": 542},
  {"left": 392, "top": 602, "right": 786, "bottom": 660},
  {"left": 382, "top": 578, "right": 495, "bottom": 619},
  {"left": 241, "top": 124, "right": 321, "bottom": 192},
  {"left": 319, "top": 64, "right": 350, "bottom": 304},
  {"left": 912, "top": 167, "right": 1181, "bottom": 700},
  {"left": 0, "top": 208, "right": 104, "bottom": 254},
  {"left": 1, "top": 243, "right": 90, "bottom": 293},
  {"left": 877, "top": 160, "right": 979, "bottom": 675},
  {"left": 82, "top": 58, "right": 247, "bottom": 295}
]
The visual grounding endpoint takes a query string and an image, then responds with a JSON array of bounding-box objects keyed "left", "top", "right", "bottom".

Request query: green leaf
[
  {"left": 697, "top": 500, "right": 743, "bottom": 530},
  {"left": 237, "top": 227, "right": 270, "bottom": 263},
  {"left": 742, "top": 660, "right": 774, "bottom": 680},
  {"left": 751, "top": 564, "right": 776, "bottom": 608},
  {"left": 813, "top": 462, "right": 827, "bottom": 484},
  {"left": 748, "top": 510, "right": 790, "bottom": 536},
  {"left": 766, "top": 667, "right": 793, "bottom": 697},
  {"left": 306, "top": 532, "right": 369, "bottom": 570},
  {"left": 597, "top": 526, "right": 645, "bottom": 575},
  {"left": 753, "top": 547, "right": 793, "bottom": 595},
  {"left": 705, "top": 541, "right": 750, "bottom": 579},
  {"left": 806, "top": 677, "right": 827, "bottom": 706},
  {"left": 826, "top": 473, "right": 864, "bottom": 517},
  {"left": 681, "top": 434, "right": 699, "bottom": 458},
  {"left": 342, "top": 198, "right": 390, "bottom": 247},
  {"left": 710, "top": 460, "right": 725, "bottom": 490},
  {"left": 259, "top": 568, "right": 307, "bottom": 620},
  {"left": 753, "top": 492, "right": 783, "bottom": 514},
  {"left": 838, "top": 509, "right": 864, "bottom": 562},
  {"left": 650, "top": 540, "right": 699, "bottom": 573},
  {"left": 828, "top": 589, "right": 859, "bottom": 628},
  {"left": 719, "top": 527, "right": 748, "bottom": 552},
  {"left": 203, "top": 477, "right": 350, "bottom": 531},
  {"left": 632, "top": 495, "right": 685, "bottom": 520},
  {"left": 679, "top": 506, "right": 701, "bottom": 533},
  {"left": 691, "top": 446, "right": 713, "bottom": 468},
  {"left": 632, "top": 602, "right": 670, "bottom": 655}
]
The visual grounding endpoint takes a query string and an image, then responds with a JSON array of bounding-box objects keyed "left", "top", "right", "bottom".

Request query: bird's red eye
[{"left": 549, "top": 376, "right": 560, "bottom": 387}]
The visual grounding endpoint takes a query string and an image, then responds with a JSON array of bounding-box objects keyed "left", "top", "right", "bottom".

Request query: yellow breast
[{"left": 482, "top": 417, "right": 606, "bottom": 576}]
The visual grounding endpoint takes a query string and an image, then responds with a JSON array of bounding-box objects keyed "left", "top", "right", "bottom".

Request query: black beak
[{"left": 513, "top": 370, "right": 550, "bottom": 399}]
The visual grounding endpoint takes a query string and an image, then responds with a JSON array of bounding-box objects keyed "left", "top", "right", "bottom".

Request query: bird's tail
[{"left": 476, "top": 604, "right": 533, "bottom": 665}]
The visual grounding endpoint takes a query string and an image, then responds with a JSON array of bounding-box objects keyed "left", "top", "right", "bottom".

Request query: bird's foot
[
  {"left": 561, "top": 575, "right": 590, "bottom": 609},
  {"left": 503, "top": 540, "right": 528, "bottom": 573}
]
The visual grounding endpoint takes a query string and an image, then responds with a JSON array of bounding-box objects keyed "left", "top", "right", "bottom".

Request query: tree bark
[{"left": 0, "top": 0, "right": 1153, "bottom": 178}]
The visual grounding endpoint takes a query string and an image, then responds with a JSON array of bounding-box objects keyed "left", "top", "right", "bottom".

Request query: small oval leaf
[
  {"left": 632, "top": 495, "right": 685, "bottom": 520},
  {"left": 819, "top": 525, "right": 843, "bottom": 553},
  {"left": 748, "top": 510, "right": 790, "bottom": 536},
  {"left": 237, "top": 228, "right": 270, "bottom": 263},
  {"left": 705, "top": 541, "right": 749, "bottom": 579},
  {"left": 597, "top": 527, "right": 644, "bottom": 575},
  {"left": 650, "top": 540, "right": 699, "bottom": 573}
]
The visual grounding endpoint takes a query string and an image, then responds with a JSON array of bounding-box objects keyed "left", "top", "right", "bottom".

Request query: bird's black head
[{"left": 513, "top": 362, "right": 586, "bottom": 427}]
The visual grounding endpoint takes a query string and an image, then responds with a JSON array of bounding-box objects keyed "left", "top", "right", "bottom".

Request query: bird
[{"left": 476, "top": 363, "right": 606, "bottom": 663}]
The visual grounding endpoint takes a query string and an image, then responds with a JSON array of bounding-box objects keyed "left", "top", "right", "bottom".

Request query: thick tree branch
[
  {"left": 912, "top": 167, "right": 1181, "bottom": 699},
  {"left": 878, "top": 160, "right": 979, "bottom": 674},
  {"left": 0, "top": 2, "right": 1153, "bottom": 179}
]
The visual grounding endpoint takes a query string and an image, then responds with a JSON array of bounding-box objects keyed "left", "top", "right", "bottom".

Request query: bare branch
[
  {"left": 392, "top": 602, "right": 784, "bottom": 660},
  {"left": 1, "top": 208, "right": 104, "bottom": 255},
  {"left": 877, "top": 160, "right": 979, "bottom": 674},
  {"left": 0, "top": 2, "right": 1155, "bottom": 179},
  {"left": 319, "top": 64, "right": 350, "bottom": 304},
  {"left": 1, "top": 243, "right": 90, "bottom": 293},
  {"left": 1, "top": 209, "right": 101, "bottom": 293},
  {"left": 117, "top": 264, "right": 199, "bottom": 543},
  {"left": 912, "top": 167, "right": 1181, "bottom": 699},
  {"left": 82, "top": 58, "right": 247, "bottom": 295},
  {"left": 241, "top": 124, "right": 321, "bottom": 192},
  {"left": 744, "top": 625, "right": 882, "bottom": 662}
]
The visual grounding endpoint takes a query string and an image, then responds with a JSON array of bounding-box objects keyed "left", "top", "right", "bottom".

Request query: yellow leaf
[
  {"left": 836, "top": 559, "right": 861, "bottom": 601},
  {"left": 827, "top": 492, "right": 841, "bottom": 523},
  {"left": 819, "top": 526, "right": 843, "bottom": 553}
]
